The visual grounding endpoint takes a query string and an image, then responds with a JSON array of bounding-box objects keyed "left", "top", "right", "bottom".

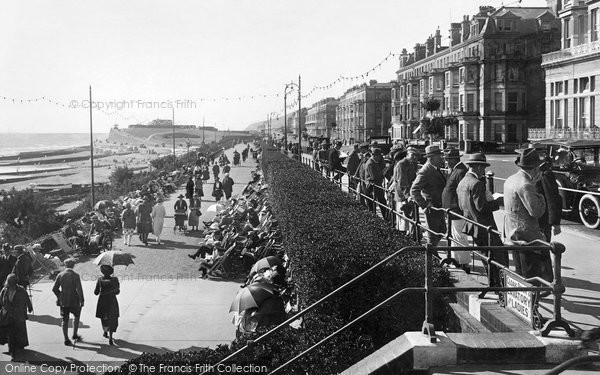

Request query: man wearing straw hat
[
  {"left": 410, "top": 145, "right": 447, "bottom": 248},
  {"left": 457, "top": 153, "right": 507, "bottom": 286},
  {"left": 441, "top": 147, "right": 470, "bottom": 270}
]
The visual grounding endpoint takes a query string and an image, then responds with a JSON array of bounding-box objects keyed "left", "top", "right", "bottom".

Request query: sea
[{"left": 0, "top": 133, "right": 108, "bottom": 157}]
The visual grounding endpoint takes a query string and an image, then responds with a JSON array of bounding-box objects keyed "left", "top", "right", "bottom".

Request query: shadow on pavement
[
  {"left": 15, "top": 349, "right": 71, "bottom": 365},
  {"left": 28, "top": 314, "right": 91, "bottom": 329},
  {"left": 563, "top": 276, "right": 600, "bottom": 293}
]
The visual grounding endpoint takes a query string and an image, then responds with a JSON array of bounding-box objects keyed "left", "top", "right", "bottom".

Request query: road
[{"left": 0, "top": 144, "right": 257, "bottom": 372}]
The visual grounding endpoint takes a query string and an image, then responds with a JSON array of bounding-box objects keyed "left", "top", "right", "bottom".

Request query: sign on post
[{"left": 504, "top": 273, "right": 535, "bottom": 326}]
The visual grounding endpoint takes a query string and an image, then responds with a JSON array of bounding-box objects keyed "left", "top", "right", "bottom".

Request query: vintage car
[
  {"left": 368, "top": 135, "right": 393, "bottom": 155},
  {"left": 530, "top": 139, "right": 600, "bottom": 229}
]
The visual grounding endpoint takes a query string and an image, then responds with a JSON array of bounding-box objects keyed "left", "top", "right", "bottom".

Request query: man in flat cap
[
  {"left": 410, "top": 145, "right": 447, "bottom": 249},
  {"left": 328, "top": 141, "right": 346, "bottom": 182}
]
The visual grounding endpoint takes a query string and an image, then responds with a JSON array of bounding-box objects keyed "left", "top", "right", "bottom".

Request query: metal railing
[{"left": 299, "top": 155, "right": 574, "bottom": 331}]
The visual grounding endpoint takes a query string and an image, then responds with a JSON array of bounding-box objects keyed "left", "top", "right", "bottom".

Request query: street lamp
[
  {"left": 186, "top": 138, "right": 192, "bottom": 165},
  {"left": 284, "top": 80, "right": 300, "bottom": 151},
  {"left": 267, "top": 112, "right": 278, "bottom": 145}
]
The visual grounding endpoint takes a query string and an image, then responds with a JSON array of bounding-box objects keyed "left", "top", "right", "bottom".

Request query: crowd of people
[{"left": 314, "top": 139, "right": 562, "bottom": 287}]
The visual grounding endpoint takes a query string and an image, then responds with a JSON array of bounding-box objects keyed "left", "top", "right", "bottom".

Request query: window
[
  {"left": 551, "top": 82, "right": 554, "bottom": 96},
  {"left": 578, "top": 14, "right": 588, "bottom": 45},
  {"left": 507, "top": 92, "right": 519, "bottom": 112},
  {"left": 508, "top": 66, "right": 520, "bottom": 81},
  {"left": 429, "top": 77, "right": 434, "bottom": 92},
  {"left": 555, "top": 99, "right": 563, "bottom": 128},
  {"left": 451, "top": 95, "right": 459, "bottom": 112},
  {"left": 574, "top": 78, "right": 578, "bottom": 94},
  {"left": 564, "top": 99, "right": 569, "bottom": 128},
  {"left": 564, "top": 17, "right": 571, "bottom": 48},
  {"left": 497, "top": 19, "right": 515, "bottom": 31},
  {"left": 467, "top": 93, "right": 475, "bottom": 112},
  {"left": 420, "top": 80, "right": 425, "bottom": 95},
  {"left": 495, "top": 92, "right": 503, "bottom": 111},
  {"left": 591, "top": 96, "right": 596, "bottom": 126},
  {"left": 555, "top": 81, "right": 563, "bottom": 95},
  {"left": 436, "top": 76, "right": 442, "bottom": 90},
  {"left": 592, "top": 76, "right": 596, "bottom": 91},
  {"left": 445, "top": 71, "right": 450, "bottom": 87},
  {"left": 506, "top": 123, "right": 517, "bottom": 142},
  {"left": 459, "top": 68, "right": 465, "bottom": 84},
  {"left": 496, "top": 64, "right": 505, "bottom": 82},
  {"left": 580, "top": 97, "right": 588, "bottom": 128},
  {"left": 459, "top": 94, "right": 464, "bottom": 111},
  {"left": 592, "top": 9, "right": 598, "bottom": 42},
  {"left": 580, "top": 77, "right": 589, "bottom": 92}
]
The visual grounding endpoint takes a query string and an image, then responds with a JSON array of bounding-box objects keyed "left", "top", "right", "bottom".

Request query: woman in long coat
[
  {"left": 94, "top": 265, "right": 120, "bottom": 346},
  {"left": 121, "top": 202, "right": 136, "bottom": 246},
  {"left": 185, "top": 176, "right": 195, "bottom": 206},
  {"left": 135, "top": 198, "right": 153, "bottom": 245},
  {"left": 151, "top": 198, "right": 167, "bottom": 245},
  {"left": 188, "top": 194, "right": 201, "bottom": 231},
  {"left": 0, "top": 274, "right": 33, "bottom": 358},
  {"left": 194, "top": 175, "right": 204, "bottom": 199}
]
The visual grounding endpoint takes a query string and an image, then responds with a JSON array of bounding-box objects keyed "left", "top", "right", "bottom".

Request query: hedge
[{"left": 105, "top": 148, "right": 451, "bottom": 375}]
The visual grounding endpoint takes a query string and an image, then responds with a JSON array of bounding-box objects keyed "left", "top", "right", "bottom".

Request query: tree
[
  {"left": 0, "top": 188, "right": 60, "bottom": 242},
  {"left": 421, "top": 97, "right": 441, "bottom": 116}
]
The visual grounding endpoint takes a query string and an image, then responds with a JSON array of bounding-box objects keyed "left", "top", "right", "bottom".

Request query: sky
[{"left": 0, "top": 0, "right": 548, "bottom": 133}]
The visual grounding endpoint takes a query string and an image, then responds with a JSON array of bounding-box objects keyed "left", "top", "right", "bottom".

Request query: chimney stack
[
  {"left": 414, "top": 43, "right": 426, "bottom": 62},
  {"left": 434, "top": 28, "right": 442, "bottom": 53},
  {"left": 461, "top": 15, "right": 470, "bottom": 42},
  {"left": 426, "top": 35, "right": 435, "bottom": 57},
  {"left": 400, "top": 48, "right": 408, "bottom": 67},
  {"left": 450, "top": 23, "right": 461, "bottom": 46}
]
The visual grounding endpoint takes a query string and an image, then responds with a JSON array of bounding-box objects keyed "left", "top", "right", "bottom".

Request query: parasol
[
  {"left": 229, "top": 282, "right": 276, "bottom": 313},
  {"left": 206, "top": 203, "right": 226, "bottom": 213},
  {"left": 94, "top": 251, "right": 135, "bottom": 267}
]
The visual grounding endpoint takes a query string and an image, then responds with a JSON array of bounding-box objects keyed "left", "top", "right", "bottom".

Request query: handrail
[{"left": 200, "top": 245, "right": 422, "bottom": 374}]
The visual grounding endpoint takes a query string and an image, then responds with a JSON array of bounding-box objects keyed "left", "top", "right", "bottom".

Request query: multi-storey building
[
  {"left": 391, "top": 5, "right": 560, "bottom": 151},
  {"left": 287, "top": 108, "right": 307, "bottom": 136},
  {"left": 305, "top": 98, "right": 339, "bottom": 137},
  {"left": 534, "top": 0, "right": 600, "bottom": 140},
  {"left": 336, "top": 80, "right": 392, "bottom": 142}
]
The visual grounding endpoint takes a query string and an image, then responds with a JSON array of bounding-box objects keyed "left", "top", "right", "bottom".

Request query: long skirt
[
  {"left": 189, "top": 210, "right": 200, "bottom": 226},
  {"left": 101, "top": 318, "right": 118, "bottom": 333},
  {"left": 0, "top": 319, "right": 29, "bottom": 350}
]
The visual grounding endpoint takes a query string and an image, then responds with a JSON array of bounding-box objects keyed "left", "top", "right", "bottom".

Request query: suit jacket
[
  {"left": 393, "top": 158, "right": 418, "bottom": 202},
  {"left": 328, "top": 148, "right": 343, "bottom": 172},
  {"left": 536, "top": 169, "right": 562, "bottom": 228},
  {"left": 503, "top": 170, "right": 547, "bottom": 244},
  {"left": 356, "top": 153, "right": 371, "bottom": 181},
  {"left": 52, "top": 268, "right": 84, "bottom": 308},
  {"left": 442, "top": 162, "right": 468, "bottom": 213},
  {"left": 346, "top": 151, "right": 360, "bottom": 177},
  {"left": 13, "top": 253, "right": 33, "bottom": 287},
  {"left": 365, "top": 157, "right": 384, "bottom": 186},
  {"left": 410, "top": 161, "right": 447, "bottom": 209},
  {"left": 457, "top": 171, "right": 500, "bottom": 239}
]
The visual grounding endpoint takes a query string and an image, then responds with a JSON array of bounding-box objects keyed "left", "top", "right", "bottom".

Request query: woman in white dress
[{"left": 151, "top": 198, "right": 167, "bottom": 244}]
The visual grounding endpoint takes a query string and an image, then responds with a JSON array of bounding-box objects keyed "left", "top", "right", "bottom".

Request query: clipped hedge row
[{"left": 105, "top": 148, "right": 451, "bottom": 375}]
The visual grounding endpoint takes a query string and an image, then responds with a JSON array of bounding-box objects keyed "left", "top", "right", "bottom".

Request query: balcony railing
[
  {"left": 542, "top": 40, "right": 600, "bottom": 64},
  {"left": 528, "top": 127, "right": 600, "bottom": 140}
]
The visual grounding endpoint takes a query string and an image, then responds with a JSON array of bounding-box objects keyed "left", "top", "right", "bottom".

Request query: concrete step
[{"left": 341, "top": 331, "right": 582, "bottom": 375}]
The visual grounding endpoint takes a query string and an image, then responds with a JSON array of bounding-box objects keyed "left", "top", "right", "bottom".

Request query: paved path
[{"left": 0, "top": 144, "right": 257, "bottom": 372}]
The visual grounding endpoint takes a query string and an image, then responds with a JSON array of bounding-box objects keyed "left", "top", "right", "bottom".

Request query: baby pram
[{"left": 174, "top": 210, "right": 188, "bottom": 233}]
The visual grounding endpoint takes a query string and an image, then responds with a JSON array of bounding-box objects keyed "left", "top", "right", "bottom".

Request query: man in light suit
[
  {"left": 457, "top": 153, "right": 508, "bottom": 286},
  {"left": 410, "top": 145, "right": 447, "bottom": 248},
  {"left": 503, "top": 148, "right": 548, "bottom": 279}
]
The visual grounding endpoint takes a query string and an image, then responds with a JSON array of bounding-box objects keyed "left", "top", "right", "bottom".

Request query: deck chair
[
  {"left": 208, "top": 243, "right": 236, "bottom": 278},
  {"left": 51, "top": 232, "right": 77, "bottom": 255}
]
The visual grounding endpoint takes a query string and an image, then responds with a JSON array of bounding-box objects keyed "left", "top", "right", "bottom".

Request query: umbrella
[
  {"left": 94, "top": 200, "right": 113, "bottom": 210},
  {"left": 206, "top": 203, "right": 226, "bottom": 213},
  {"left": 229, "top": 282, "right": 276, "bottom": 313},
  {"left": 94, "top": 251, "right": 135, "bottom": 267},
  {"left": 249, "top": 256, "right": 283, "bottom": 275}
]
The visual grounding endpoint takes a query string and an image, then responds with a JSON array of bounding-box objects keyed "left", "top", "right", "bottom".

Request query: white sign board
[{"left": 504, "top": 273, "right": 534, "bottom": 325}]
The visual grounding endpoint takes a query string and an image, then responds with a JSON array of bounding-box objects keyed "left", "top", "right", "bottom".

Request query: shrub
[{"left": 104, "top": 148, "right": 452, "bottom": 375}]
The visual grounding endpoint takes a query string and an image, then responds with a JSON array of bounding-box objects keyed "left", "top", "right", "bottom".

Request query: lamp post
[
  {"left": 267, "top": 112, "right": 278, "bottom": 146},
  {"left": 186, "top": 138, "right": 192, "bottom": 165},
  {"left": 284, "top": 80, "right": 301, "bottom": 151}
]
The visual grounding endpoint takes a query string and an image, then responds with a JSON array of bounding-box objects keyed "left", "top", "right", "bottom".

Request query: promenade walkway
[{"left": 0, "top": 144, "right": 256, "bottom": 372}]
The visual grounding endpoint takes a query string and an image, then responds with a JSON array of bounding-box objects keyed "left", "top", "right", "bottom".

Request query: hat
[
  {"left": 100, "top": 265, "right": 114, "bottom": 276},
  {"left": 372, "top": 148, "right": 382, "bottom": 156},
  {"left": 384, "top": 155, "right": 393, "bottom": 163},
  {"left": 13, "top": 245, "right": 24, "bottom": 253},
  {"left": 393, "top": 149, "right": 406, "bottom": 161},
  {"left": 443, "top": 147, "right": 462, "bottom": 159},
  {"left": 64, "top": 258, "right": 76, "bottom": 268},
  {"left": 425, "top": 145, "right": 443, "bottom": 157},
  {"left": 178, "top": 194, "right": 185, "bottom": 199},
  {"left": 335, "top": 140, "right": 343, "bottom": 147},
  {"left": 515, "top": 148, "right": 541, "bottom": 169},
  {"left": 464, "top": 153, "right": 490, "bottom": 167}
]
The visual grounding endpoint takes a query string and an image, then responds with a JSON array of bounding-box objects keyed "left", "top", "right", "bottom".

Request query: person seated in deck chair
[{"left": 198, "top": 244, "right": 227, "bottom": 279}]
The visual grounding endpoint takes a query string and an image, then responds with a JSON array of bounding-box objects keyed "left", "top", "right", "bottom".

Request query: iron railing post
[
  {"left": 422, "top": 243, "right": 437, "bottom": 343},
  {"left": 541, "top": 242, "right": 575, "bottom": 337},
  {"left": 486, "top": 170, "right": 495, "bottom": 194},
  {"left": 413, "top": 201, "right": 422, "bottom": 243}
]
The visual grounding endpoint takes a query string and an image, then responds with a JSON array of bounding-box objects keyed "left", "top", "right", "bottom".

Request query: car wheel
[{"left": 578, "top": 194, "right": 600, "bottom": 229}]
